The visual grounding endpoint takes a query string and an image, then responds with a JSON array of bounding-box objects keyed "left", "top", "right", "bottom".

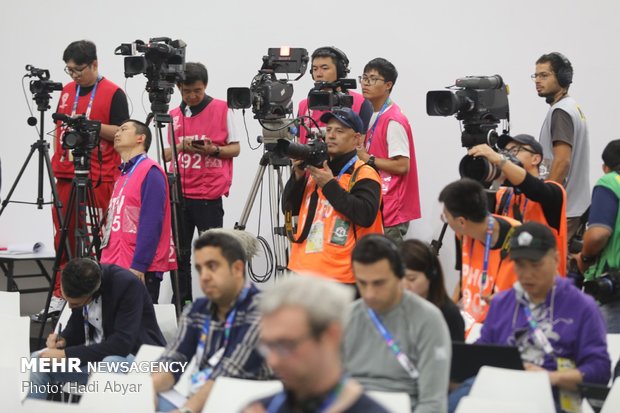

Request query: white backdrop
[{"left": 0, "top": 0, "right": 617, "bottom": 297}]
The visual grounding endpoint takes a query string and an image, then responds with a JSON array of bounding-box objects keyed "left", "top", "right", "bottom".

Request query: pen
[{"left": 56, "top": 323, "right": 62, "bottom": 345}]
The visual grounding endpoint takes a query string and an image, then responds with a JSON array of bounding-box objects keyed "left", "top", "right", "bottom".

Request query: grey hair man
[{"left": 243, "top": 276, "right": 389, "bottom": 413}]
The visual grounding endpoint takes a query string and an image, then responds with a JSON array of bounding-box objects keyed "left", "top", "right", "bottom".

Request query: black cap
[
  {"left": 509, "top": 222, "right": 557, "bottom": 261},
  {"left": 497, "top": 134, "right": 544, "bottom": 155},
  {"left": 319, "top": 107, "right": 363, "bottom": 133}
]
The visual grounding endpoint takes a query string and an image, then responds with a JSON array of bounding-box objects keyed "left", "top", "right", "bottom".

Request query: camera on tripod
[
  {"left": 26, "top": 65, "right": 63, "bottom": 95},
  {"left": 52, "top": 113, "right": 101, "bottom": 156},
  {"left": 583, "top": 270, "right": 620, "bottom": 304},
  {"left": 427, "top": 75, "right": 511, "bottom": 187},
  {"left": 227, "top": 47, "right": 309, "bottom": 122},
  {"left": 115, "top": 37, "right": 187, "bottom": 113},
  {"left": 307, "top": 78, "right": 357, "bottom": 111}
]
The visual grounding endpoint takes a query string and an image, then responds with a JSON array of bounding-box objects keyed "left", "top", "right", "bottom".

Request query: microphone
[{"left": 455, "top": 75, "right": 504, "bottom": 90}]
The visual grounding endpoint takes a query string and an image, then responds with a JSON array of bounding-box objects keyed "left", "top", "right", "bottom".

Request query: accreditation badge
[
  {"left": 330, "top": 218, "right": 350, "bottom": 246},
  {"left": 557, "top": 357, "right": 582, "bottom": 412},
  {"left": 305, "top": 221, "right": 324, "bottom": 253}
]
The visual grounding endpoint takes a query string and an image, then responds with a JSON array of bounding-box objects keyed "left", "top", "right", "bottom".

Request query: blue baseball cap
[{"left": 319, "top": 107, "right": 363, "bottom": 133}]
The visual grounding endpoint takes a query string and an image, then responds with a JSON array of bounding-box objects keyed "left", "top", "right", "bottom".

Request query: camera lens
[{"left": 459, "top": 155, "right": 502, "bottom": 187}]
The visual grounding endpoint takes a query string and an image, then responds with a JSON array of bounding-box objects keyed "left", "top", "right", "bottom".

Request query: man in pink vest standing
[
  {"left": 357, "top": 58, "right": 421, "bottom": 244},
  {"left": 164, "top": 62, "right": 240, "bottom": 309},
  {"left": 100, "top": 120, "right": 177, "bottom": 303},
  {"left": 297, "top": 47, "right": 373, "bottom": 144}
]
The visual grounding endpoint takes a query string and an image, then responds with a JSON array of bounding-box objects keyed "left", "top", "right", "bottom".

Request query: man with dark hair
[
  {"left": 344, "top": 234, "right": 451, "bottom": 412},
  {"left": 448, "top": 223, "right": 610, "bottom": 413},
  {"left": 468, "top": 134, "right": 568, "bottom": 274},
  {"left": 33, "top": 40, "right": 129, "bottom": 321},
  {"left": 26, "top": 258, "right": 165, "bottom": 400},
  {"left": 163, "top": 61, "right": 240, "bottom": 308},
  {"left": 283, "top": 107, "right": 383, "bottom": 285},
  {"left": 297, "top": 46, "right": 373, "bottom": 144},
  {"left": 99, "top": 120, "right": 177, "bottom": 303},
  {"left": 153, "top": 231, "right": 271, "bottom": 413},
  {"left": 356, "top": 58, "right": 420, "bottom": 244},
  {"left": 577, "top": 139, "right": 620, "bottom": 332},
  {"left": 534, "top": 52, "right": 590, "bottom": 242},
  {"left": 438, "top": 178, "right": 520, "bottom": 324}
]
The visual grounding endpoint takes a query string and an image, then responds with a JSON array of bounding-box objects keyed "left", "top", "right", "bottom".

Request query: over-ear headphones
[
  {"left": 310, "top": 46, "right": 350, "bottom": 80},
  {"left": 423, "top": 244, "right": 440, "bottom": 281},
  {"left": 550, "top": 52, "right": 573, "bottom": 88}
]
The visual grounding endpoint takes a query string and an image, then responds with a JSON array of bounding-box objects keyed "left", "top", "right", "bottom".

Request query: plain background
[{"left": 1, "top": 0, "right": 618, "bottom": 302}]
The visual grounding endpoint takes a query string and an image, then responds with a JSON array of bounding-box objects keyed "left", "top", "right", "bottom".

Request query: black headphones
[
  {"left": 423, "top": 244, "right": 440, "bottom": 281},
  {"left": 310, "top": 46, "right": 350, "bottom": 80},
  {"left": 550, "top": 52, "right": 573, "bottom": 88}
]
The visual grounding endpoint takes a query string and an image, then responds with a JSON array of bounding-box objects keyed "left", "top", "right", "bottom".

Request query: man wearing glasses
[
  {"left": 356, "top": 58, "right": 421, "bottom": 244},
  {"left": 32, "top": 40, "right": 129, "bottom": 322},
  {"left": 533, "top": 52, "right": 590, "bottom": 244},
  {"left": 297, "top": 46, "right": 373, "bottom": 144},
  {"left": 467, "top": 134, "right": 568, "bottom": 275}
]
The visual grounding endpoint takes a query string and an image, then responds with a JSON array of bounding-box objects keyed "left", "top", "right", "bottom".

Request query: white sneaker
[{"left": 30, "top": 296, "right": 66, "bottom": 322}]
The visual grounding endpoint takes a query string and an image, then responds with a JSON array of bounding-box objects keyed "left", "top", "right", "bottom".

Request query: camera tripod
[
  {"left": 235, "top": 119, "right": 294, "bottom": 279},
  {"left": 36, "top": 152, "right": 102, "bottom": 345}
]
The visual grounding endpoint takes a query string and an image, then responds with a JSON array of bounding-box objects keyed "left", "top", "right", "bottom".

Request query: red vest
[
  {"left": 169, "top": 99, "right": 233, "bottom": 199},
  {"left": 288, "top": 160, "right": 384, "bottom": 284},
  {"left": 495, "top": 182, "right": 568, "bottom": 275},
  {"left": 52, "top": 78, "right": 121, "bottom": 182},
  {"left": 461, "top": 215, "right": 520, "bottom": 323},
  {"left": 297, "top": 90, "right": 366, "bottom": 144},
  {"left": 365, "top": 103, "right": 421, "bottom": 226},
  {"left": 100, "top": 157, "right": 177, "bottom": 272}
]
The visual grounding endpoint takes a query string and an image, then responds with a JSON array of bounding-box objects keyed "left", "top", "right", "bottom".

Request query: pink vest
[
  {"left": 100, "top": 157, "right": 177, "bottom": 272},
  {"left": 365, "top": 103, "right": 421, "bottom": 226},
  {"left": 169, "top": 98, "right": 233, "bottom": 199},
  {"left": 297, "top": 90, "right": 366, "bottom": 144}
]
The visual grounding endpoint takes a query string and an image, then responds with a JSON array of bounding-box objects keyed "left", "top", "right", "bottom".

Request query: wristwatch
[
  {"left": 367, "top": 155, "right": 376, "bottom": 168},
  {"left": 178, "top": 407, "right": 194, "bottom": 413},
  {"left": 580, "top": 254, "right": 596, "bottom": 264},
  {"left": 213, "top": 146, "right": 221, "bottom": 157}
]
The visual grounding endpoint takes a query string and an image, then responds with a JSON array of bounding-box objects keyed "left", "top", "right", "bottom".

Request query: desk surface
[{"left": 0, "top": 251, "right": 56, "bottom": 261}]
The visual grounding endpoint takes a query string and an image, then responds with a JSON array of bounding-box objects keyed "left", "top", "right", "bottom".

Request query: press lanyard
[
  {"left": 83, "top": 305, "right": 91, "bottom": 346},
  {"left": 501, "top": 191, "right": 529, "bottom": 219},
  {"left": 266, "top": 377, "right": 346, "bottom": 413},
  {"left": 71, "top": 76, "right": 102, "bottom": 119},
  {"left": 521, "top": 292, "right": 555, "bottom": 355},
  {"left": 367, "top": 308, "right": 419, "bottom": 379},
  {"left": 479, "top": 216, "right": 494, "bottom": 289},
  {"left": 194, "top": 286, "right": 251, "bottom": 373},
  {"left": 114, "top": 154, "right": 147, "bottom": 199},
  {"left": 365, "top": 99, "right": 391, "bottom": 151},
  {"left": 337, "top": 155, "right": 358, "bottom": 180}
]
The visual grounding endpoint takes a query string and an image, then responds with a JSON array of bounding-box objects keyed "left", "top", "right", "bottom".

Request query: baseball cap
[
  {"left": 497, "top": 134, "right": 544, "bottom": 155},
  {"left": 509, "top": 222, "right": 557, "bottom": 261},
  {"left": 319, "top": 107, "right": 363, "bottom": 133}
]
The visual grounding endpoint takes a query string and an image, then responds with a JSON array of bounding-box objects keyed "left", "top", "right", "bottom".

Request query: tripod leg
[
  {"left": 267, "top": 165, "right": 289, "bottom": 278},
  {"left": 235, "top": 162, "right": 268, "bottom": 230},
  {"left": 0, "top": 144, "right": 38, "bottom": 216}
]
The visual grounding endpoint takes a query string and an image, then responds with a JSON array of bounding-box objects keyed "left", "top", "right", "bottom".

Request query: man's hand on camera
[
  {"left": 307, "top": 161, "right": 334, "bottom": 188},
  {"left": 291, "top": 160, "right": 306, "bottom": 181},
  {"left": 468, "top": 144, "right": 502, "bottom": 165}
]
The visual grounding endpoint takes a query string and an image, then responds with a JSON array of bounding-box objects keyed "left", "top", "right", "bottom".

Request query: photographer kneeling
[
  {"left": 576, "top": 139, "right": 620, "bottom": 333},
  {"left": 467, "top": 134, "right": 568, "bottom": 274}
]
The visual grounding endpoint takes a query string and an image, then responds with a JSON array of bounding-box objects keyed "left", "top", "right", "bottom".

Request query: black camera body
[
  {"left": 26, "top": 65, "right": 63, "bottom": 95},
  {"left": 307, "top": 79, "right": 356, "bottom": 111},
  {"left": 584, "top": 270, "right": 620, "bottom": 304},
  {"left": 53, "top": 113, "right": 101, "bottom": 156},
  {"left": 459, "top": 149, "right": 523, "bottom": 188},
  {"left": 227, "top": 47, "right": 308, "bottom": 120},
  {"left": 275, "top": 138, "right": 328, "bottom": 168}
]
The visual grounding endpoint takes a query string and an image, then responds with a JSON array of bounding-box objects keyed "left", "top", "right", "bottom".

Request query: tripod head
[{"left": 25, "top": 65, "right": 63, "bottom": 113}]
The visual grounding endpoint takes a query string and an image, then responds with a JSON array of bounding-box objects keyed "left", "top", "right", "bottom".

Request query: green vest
[{"left": 585, "top": 172, "right": 620, "bottom": 280}]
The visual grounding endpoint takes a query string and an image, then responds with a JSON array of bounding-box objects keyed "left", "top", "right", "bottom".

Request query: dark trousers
[
  {"left": 173, "top": 197, "right": 224, "bottom": 310},
  {"left": 145, "top": 272, "right": 161, "bottom": 304}
]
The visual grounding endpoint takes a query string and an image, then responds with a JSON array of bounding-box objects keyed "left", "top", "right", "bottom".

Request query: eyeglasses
[
  {"left": 530, "top": 72, "right": 554, "bottom": 80},
  {"left": 504, "top": 146, "right": 537, "bottom": 156},
  {"left": 64, "top": 63, "right": 91, "bottom": 77},
  {"left": 258, "top": 335, "right": 313, "bottom": 358},
  {"left": 358, "top": 75, "right": 386, "bottom": 86}
]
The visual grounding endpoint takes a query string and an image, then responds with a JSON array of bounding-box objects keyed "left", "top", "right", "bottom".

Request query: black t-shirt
[
  {"left": 256, "top": 392, "right": 390, "bottom": 413},
  {"left": 441, "top": 299, "right": 465, "bottom": 342},
  {"left": 78, "top": 82, "right": 129, "bottom": 126},
  {"left": 503, "top": 174, "right": 565, "bottom": 231}
]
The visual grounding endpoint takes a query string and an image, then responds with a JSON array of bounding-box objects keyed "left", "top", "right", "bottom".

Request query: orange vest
[
  {"left": 495, "top": 182, "right": 567, "bottom": 275},
  {"left": 288, "top": 160, "right": 383, "bottom": 283},
  {"left": 461, "top": 215, "right": 520, "bottom": 323}
]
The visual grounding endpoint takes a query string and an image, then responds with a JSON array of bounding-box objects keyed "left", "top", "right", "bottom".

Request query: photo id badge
[
  {"left": 190, "top": 368, "right": 212, "bottom": 394},
  {"left": 208, "top": 347, "right": 225, "bottom": 367},
  {"left": 330, "top": 218, "right": 350, "bottom": 246},
  {"left": 305, "top": 221, "right": 324, "bottom": 253},
  {"left": 100, "top": 209, "right": 113, "bottom": 248}
]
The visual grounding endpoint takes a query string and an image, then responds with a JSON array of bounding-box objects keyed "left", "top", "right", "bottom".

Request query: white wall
[{"left": 1, "top": 0, "right": 618, "bottom": 296}]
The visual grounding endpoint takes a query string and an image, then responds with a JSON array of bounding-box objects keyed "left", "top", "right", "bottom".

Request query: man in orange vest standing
[
  {"left": 283, "top": 108, "right": 383, "bottom": 288},
  {"left": 467, "top": 134, "right": 567, "bottom": 274}
]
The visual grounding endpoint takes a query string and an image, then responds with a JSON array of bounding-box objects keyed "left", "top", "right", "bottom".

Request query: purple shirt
[
  {"left": 119, "top": 154, "right": 167, "bottom": 275},
  {"left": 477, "top": 276, "right": 610, "bottom": 384}
]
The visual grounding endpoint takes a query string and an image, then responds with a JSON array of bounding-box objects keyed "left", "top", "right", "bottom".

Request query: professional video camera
[
  {"left": 26, "top": 65, "right": 63, "bottom": 95},
  {"left": 274, "top": 138, "right": 328, "bottom": 168},
  {"left": 427, "top": 75, "right": 511, "bottom": 187},
  {"left": 227, "top": 47, "right": 308, "bottom": 123},
  {"left": 307, "top": 78, "right": 356, "bottom": 110},
  {"left": 583, "top": 270, "right": 620, "bottom": 304},
  {"left": 115, "top": 37, "right": 186, "bottom": 113},
  {"left": 52, "top": 113, "right": 101, "bottom": 158}
]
